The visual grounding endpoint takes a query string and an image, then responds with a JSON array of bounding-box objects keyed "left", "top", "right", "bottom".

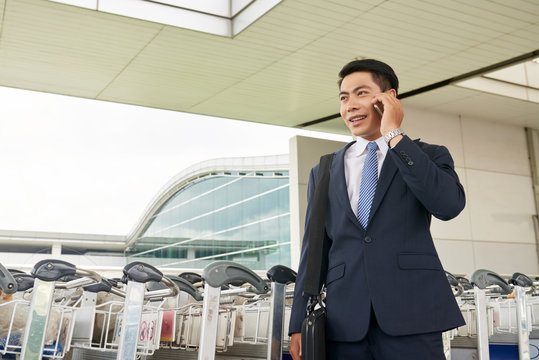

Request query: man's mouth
[{"left": 349, "top": 115, "right": 367, "bottom": 123}]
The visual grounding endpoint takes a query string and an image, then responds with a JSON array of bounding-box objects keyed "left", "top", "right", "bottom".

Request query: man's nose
[{"left": 347, "top": 99, "right": 359, "bottom": 111}]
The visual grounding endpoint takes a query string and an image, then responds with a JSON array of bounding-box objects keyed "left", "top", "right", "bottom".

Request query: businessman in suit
[{"left": 289, "top": 59, "right": 465, "bottom": 359}]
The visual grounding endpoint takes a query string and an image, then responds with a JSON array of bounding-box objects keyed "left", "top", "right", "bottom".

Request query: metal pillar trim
[
  {"left": 515, "top": 286, "right": 531, "bottom": 360},
  {"left": 473, "top": 286, "right": 490, "bottom": 360},
  {"left": 267, "top": 282, "right": 286, "bottom": 360},
  {"left": 198, "top": 285, "right": 221, "bottom": 360}
]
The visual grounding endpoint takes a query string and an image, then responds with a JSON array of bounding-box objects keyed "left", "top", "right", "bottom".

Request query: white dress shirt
[{"left": 344, "top": 136, "right": 389, "bottom": 217}]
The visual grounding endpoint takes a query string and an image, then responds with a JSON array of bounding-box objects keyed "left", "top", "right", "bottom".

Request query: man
[{"left": 289, "top": 59, "right": 465, "bottom": 359}]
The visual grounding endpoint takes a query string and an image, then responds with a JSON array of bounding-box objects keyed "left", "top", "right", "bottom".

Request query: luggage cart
[
  {"left": 470, "top": 269, "right": 513, "bottom": 360},
  {"left": 153, "top": 275, "right": 205, "bottom": 350},
  {"left": 444, "top": 271, "right": 464, "bottom": 360},
  {"left": 116, "top": 261, "right": 179, "bottom": 360},
  {"left": 0, "top": 271, "right": 35, "bottom": 357},
  {"left": 198, "top": 260, "right": 269, "bottom": 360},
  {"left": 507, "top": 272, "right": 534, "bottom": 360},
  {"left": 70, "top": 278, "right": 128, "bottom": 359},
  {"left": 70, "top": 278, "right": 125, "bottom": 349},
  {"left": 265, "top": 264, "right": 296, "bottom": 360},
  {"left": 3, "top": 259, "right": 101, "bottom": 360}
]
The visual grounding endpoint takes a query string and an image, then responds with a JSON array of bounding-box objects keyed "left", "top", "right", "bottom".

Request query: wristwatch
[{"left": 384, "top": 127, "right": 404, "bottom": 145}]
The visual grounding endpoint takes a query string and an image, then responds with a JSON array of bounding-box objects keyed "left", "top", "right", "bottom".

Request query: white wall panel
[
  {"left": 473, "top": 242, "right": 539, "bottom": 275},
  {"left": 462, "top": 118, "right": 531, "bottom": 176},
  {"left": 402, "top": 107, "right": 465, "bottom": 168},
  {"left": 434, "top": 239, "right": 475, "bottom": 276},
  {"left": 467, "top": 169, "right": 535, "bottom": 244}
]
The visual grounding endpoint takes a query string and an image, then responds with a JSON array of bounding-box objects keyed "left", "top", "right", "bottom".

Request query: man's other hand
[{"left": 290, "top": 332, "right": 302, "bottom": 360}]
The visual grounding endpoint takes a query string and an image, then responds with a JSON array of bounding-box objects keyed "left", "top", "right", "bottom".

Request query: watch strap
[{"left": 384, "top": 127, "right": 404, "bottom": 145}]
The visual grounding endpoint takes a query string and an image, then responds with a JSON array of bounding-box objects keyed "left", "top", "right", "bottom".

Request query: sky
[{"left": 0, "top": 86, "right": 350, "bottom": 236}]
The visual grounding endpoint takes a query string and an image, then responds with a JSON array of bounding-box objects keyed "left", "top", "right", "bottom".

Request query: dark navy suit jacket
[{"left": 289, "top": 135, "right": 466, "bottom": 342}]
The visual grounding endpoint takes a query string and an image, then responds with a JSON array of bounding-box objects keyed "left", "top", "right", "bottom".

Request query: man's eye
[
  {"left": 357, "top": 91, "right": 367, "bottom": 96},
  {"left": 340, "top": 96, "right": 347, "bottom": 101}
]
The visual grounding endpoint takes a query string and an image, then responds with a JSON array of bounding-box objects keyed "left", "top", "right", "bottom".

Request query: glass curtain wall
[{"left": 127, "top": 171, "right": 290, "bottom": 271}]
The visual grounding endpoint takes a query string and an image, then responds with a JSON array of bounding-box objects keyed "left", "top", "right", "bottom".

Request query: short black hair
[{"left": 338, "top": 59, "right": 399, "bottom": 95}]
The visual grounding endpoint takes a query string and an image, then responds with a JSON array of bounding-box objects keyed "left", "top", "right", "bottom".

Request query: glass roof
[
  {"left": 49, "top": 0, "right": 282, "bottom": 37},
  {"left": 455, "top": 58, "right": 539, "bottom": 104}
]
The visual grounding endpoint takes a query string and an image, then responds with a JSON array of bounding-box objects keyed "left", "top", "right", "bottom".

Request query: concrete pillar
[{"left": 51, "top": 242, "right": 62, "bottom": 256}]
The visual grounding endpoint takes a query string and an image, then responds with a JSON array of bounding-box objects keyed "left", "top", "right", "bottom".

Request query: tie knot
[{"left": 367, "top": 142, "right": 378, "bottom": 151}]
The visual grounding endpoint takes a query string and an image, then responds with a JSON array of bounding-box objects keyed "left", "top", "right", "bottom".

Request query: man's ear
[{"left": 387, "top": 88, "right": 397, "bottom": 98}]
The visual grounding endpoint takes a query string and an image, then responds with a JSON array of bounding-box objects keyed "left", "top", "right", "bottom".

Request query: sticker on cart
[
  {"left": 113, "top": 317, "right": 123, "bottom": 344},
  {"left": 148, "top": 320, "right": 155, "bottom": 341},
  {"left": 137, "top": 311, "right": 160, "bottom": 350},
  {"left": 57, "top": 312, "right": 74, "bottom": 355},
  {"left": 160, "top": 311, "right": 175, "bottom": 342},
  {"left": 139, "top": 320, "right": 148, "bottom": 341},
  {"left": 61, "top": 318, "right": 70, "bottom": 342}
]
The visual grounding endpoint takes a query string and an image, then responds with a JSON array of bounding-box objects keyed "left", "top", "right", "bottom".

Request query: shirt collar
[{"left": 353, "top": 136, "right": 388, "bottom": 157}]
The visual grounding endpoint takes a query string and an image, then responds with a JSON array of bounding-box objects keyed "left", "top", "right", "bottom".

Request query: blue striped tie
[{"left": 357, "top": 142, "right": 378, "bottom": 228}]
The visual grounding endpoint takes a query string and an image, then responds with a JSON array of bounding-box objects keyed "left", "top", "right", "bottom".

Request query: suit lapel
[
  {"left": 368, "top": 153, "right": 398, "bottom": 223},
  {"left": 331, "top": 142, "right": 366, "bottom": 227}
]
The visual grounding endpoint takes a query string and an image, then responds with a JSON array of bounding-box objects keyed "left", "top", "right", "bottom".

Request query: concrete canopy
[{"left": 0, "top": 0, "right": 538, "bottom": 133}]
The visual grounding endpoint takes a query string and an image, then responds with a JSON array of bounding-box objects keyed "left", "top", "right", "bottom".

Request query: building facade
[{"left": 126, "top": 155, "right": 291, "bottom": 271}]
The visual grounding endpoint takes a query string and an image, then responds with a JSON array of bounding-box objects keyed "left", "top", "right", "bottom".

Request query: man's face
[{"left": 339, "top": 71, "right": 383, "bottom": 140}]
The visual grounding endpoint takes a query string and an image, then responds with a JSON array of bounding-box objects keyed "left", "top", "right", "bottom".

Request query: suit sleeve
[
  {"left": 388, "top": 135, "right": 465, "bottom": 221},
  {"left": 288, "top": 166, "right": 318, "bottom": 334}
]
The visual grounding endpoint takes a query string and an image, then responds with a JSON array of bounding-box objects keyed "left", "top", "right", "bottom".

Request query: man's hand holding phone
[{"left": 372, "top": 90, "right": 404, "bottom": 147}]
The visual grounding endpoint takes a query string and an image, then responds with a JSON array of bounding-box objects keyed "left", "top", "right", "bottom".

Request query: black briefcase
[
  {"left": 301, "top": 305, "right": 326, "bottom": 360},
  {"left": 300, "top": 153, "right": 332, "bottom": 360}
]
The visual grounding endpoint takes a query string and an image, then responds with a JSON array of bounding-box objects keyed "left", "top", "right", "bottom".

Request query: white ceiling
[{"left": 0, "top": 0, "right": 537, "bottom": 135}]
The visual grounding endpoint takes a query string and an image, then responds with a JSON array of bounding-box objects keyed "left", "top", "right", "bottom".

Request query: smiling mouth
[{"left": 349, "top": 115, "right": 367, "bottom": 123}]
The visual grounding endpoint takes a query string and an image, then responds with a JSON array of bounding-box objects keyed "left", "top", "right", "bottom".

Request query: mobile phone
[{"left": 373, "top": 103, "right": 383, "bottom": 117}]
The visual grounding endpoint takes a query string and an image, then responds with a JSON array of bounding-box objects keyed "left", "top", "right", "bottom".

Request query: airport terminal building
[
  {"left": 125, "top": 155, "right": 291, "bottom": 271},
  {"left": 0, "top": 154, "right": 292, "bottom": 274}
]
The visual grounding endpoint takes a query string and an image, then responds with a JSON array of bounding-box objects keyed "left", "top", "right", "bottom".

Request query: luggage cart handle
[
  {"left": 168, "top": 275, "right": 203, "bottom": 301},
  {"left": 123, "top": 261, "right": 179, "bottom": 299},
  {"left": 32, "top": 259, "right": 102, "bottom": 289},
  {"left": 146, "top": 275, "right": 200, "bottom": 300},
  {"left": 178, "top": 271, "right": 202, "bottom": 285},
  {"left": 267, "top": 264, "right": 297, "bottom": 285},
  {"left": 83, "top": 278, "right": 113, "bottom": 293},
  {"left": 32, "top": 259, "right": 77, "bottom": 281},
  {"left": 509, "top": 272, "right": 535, "bottom": 293},
  {"left": 0, "top": 262, "right": 17, "bottom": 294},
  {"left": 145, "top": 275, "right": 179, "bottom": 299},
  {"left": 456, "top": 276, "right": 473, "bottom": 290},
  {"left": 471, "top": 269, "right": 512, "bottom": 295},
  {"left": 123, "top": 261, "right": 163, "bottom": 283},
  {"left": 445, "top": 271, "right": 463, "bottom": 297},
  {"left": 509, "top": 272, "right": 533, "bottom": 287},
  {"left": 202, "top": 260, "right": 269, "bottom": 294},
  {"left": 13, "top": 273, "right": 34, "bottom": 292},
  {"left": 60, "top": 268, "right": 102, "bottom": 289}
]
